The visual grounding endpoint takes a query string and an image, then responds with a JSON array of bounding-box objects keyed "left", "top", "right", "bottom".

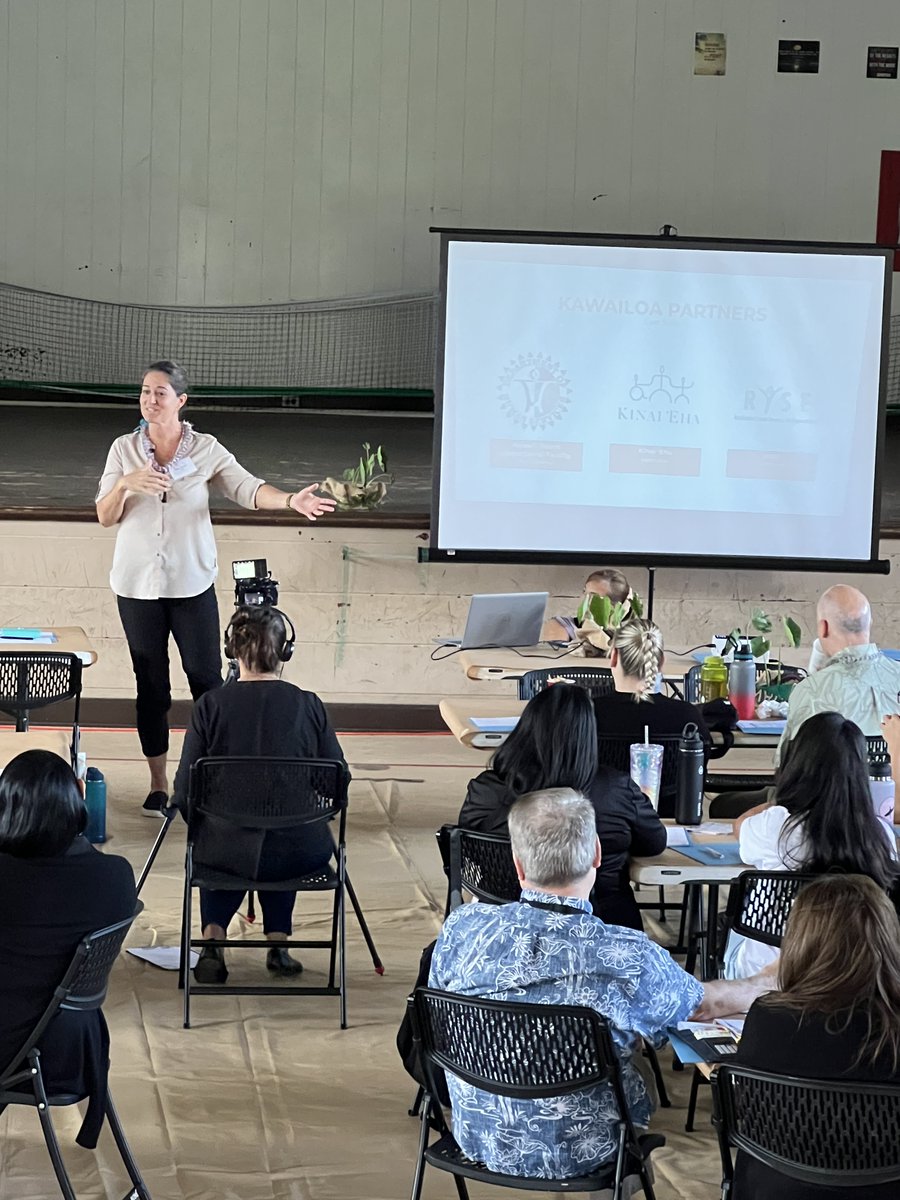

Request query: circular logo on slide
[{"left": 498, "top": 353, "right": 571, "bottom": 431}]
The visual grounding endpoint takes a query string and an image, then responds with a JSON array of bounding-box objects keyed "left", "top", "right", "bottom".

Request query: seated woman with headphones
[{"left": 173, "top": 605, "right": 347, "bottom": 984}]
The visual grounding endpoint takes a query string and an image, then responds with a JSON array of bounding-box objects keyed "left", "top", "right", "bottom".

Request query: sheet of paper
[
  {"left": 737, "top": 719, "right": 786, "bottom": 734},
  {"left": 469, "top": 716, "right": 520, "bottom": 732},
  {"left": 127, "top": 946, "right": 198, "bottom": 970},
  {"left": 718, "top": 1018, "right": 746, "bottom": 1036},
  {"left": 0, "top": 629, "right": 58, "bottom": 644},
  {"left": 697, "top": 822, "right": 733, "bottom": 836},
  {"left": 666, "top": 826, "right": 691, "bottom": 847}
]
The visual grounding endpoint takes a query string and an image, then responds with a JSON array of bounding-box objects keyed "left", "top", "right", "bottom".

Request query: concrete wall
[
  {"left": 2, "top": 0, "right": 900, "bottom": 305},
  {"left": 2, "top": 518, "right": 898, "bottom": 704}
]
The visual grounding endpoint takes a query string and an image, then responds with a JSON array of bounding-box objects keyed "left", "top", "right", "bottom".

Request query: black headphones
[{"left": 224, "top": 606, "right": 296, "bottom": 664}]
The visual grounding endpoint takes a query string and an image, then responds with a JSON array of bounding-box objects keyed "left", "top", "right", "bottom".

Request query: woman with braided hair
[{"left": 593, "top": 617, "right": 711, "bottom": 817}]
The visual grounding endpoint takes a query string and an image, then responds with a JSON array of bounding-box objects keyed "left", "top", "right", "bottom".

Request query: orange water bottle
[{"left": 728, "top": 640, "right": 756, "bottom": 721}]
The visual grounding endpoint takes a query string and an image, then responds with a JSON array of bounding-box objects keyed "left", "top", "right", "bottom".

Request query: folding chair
[
  {"left": 710, "top": 1064, "right": 900, "bottom": 1197},
  {"left": 410, "top": 988, "right": 664, "bottom": 1200},
  {"left": 0, "top": 908, "right": 150, "bottom": 1200},
  {"left": 685, "top": 869, "right": 817, "bottom": 1131},
  {"left": 0, "top": 651, "right": 83, "bottom": 766},
  {"left": 517, "top": 665, "right": 616, "bottom": 701},
  {"left": 422, "top": 825, "right": 669, "bottom": 1111},
  {"left": 180, "top": 756, "right": 382, "bottom": 1030}
]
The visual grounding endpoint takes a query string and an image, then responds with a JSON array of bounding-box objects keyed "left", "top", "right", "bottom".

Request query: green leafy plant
[
  {"left": 322, "top": 443, "right": 393, "bottom": 510},
  {"left": 576, "top": 589, "right": 643, "bottom": 631},
  {"left": 722, "top": 608, "right": 801, "bottom": 660},
  {"left": 343, "top": 443, "right": 388, "bottom": 489}
]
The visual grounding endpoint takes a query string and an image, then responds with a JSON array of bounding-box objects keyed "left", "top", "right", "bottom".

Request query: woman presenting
[{"left": 96, "top": 360, "right": 334, "bottom": 815}]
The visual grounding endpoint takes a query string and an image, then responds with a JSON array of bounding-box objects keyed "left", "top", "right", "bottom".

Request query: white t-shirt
[{"left": 723, "top": 804, "right": 897, "bottom": 979}]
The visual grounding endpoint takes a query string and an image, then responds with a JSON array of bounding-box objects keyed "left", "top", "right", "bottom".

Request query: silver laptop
[{"left": 436, "top": 592, "right": 548, "bottom": 649}]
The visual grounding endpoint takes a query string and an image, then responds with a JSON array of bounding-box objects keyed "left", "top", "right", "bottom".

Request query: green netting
[{"left": 0, "top": 283, "right": 435, "bottom": 393}]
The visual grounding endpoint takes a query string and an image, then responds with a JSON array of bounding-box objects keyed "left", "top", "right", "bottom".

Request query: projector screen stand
[{"left": 646, "top": 567, "right": 656, "bottom": 621}]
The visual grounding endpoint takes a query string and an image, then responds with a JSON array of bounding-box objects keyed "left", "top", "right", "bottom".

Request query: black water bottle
[{"left": 675, "top": 722, "right": 705, "bottom": 825}]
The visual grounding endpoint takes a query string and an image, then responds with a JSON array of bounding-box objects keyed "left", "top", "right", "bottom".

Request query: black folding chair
[
  {"left": 0, "top": 908, "right": 149, "bottom": 1200},
  {"left": 710, "top": 1064, "right": 900, "bottom": 1197},
  {"left": 423, "top": 825, "right": 669, "bottom": 1110},
  {"left": 684, "top": 870, "right": 817, "bottom": 1131},
  {"left": 684, "top": 663, "right": 804, "bottom": 794},
  {"left": 0, "top": 650, "right": 83, "bottom": 765},
  {"left": 410, "top": 988, "right": 664, "bottom": 1199},
  {"left": 180, "top": 756, "right": 382, "bottom": 1030},
  {"left": 517, "top": 666, "right": 616, "bottom": 701}
]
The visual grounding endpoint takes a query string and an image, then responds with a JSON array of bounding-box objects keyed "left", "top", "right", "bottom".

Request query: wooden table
[
  {"left": 439, "top": 697, "right": 781, "bottom": 756},
  {"left": 455, "top": 647, "right": 700, "bottom": 682},
  {"left": 0, "top": 729, "right": 72, "bottom": 769},
  {"left": 0, "top": 626, "right": 97, "bottom": 666}
]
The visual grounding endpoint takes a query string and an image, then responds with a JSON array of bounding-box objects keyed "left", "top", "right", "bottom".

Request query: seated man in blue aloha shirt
[{"left": 430, "top": 788, "right": 775, "bottom": 1180}]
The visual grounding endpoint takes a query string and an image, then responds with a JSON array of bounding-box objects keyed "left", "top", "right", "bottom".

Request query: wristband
[{"left": 285, "top": 492, "right": 295, "bottom": 511}]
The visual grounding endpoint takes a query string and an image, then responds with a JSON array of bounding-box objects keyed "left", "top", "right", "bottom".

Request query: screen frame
[{"left": 426, "top": 227, "right": 892, "bottom": 573}]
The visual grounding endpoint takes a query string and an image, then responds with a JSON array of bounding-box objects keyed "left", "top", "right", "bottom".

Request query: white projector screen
[{"left": 430, "top": 233, "right": 891, "bottom": 570}]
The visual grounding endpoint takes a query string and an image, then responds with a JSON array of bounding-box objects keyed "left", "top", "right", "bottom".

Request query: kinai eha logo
[
  {"left": 618, "top": 367, "right": 700, "bottom": 425},
  {"left": 498, "top": 353, "right": 572, "bottom": 431}
]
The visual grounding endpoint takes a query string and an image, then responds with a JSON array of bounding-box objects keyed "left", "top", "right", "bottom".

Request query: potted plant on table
[
  {"left": 722, "top": 608, "right": 803, "bottom": 701},
  {"left": 574, "top": 590, "right": 643, "bottom": 657}
]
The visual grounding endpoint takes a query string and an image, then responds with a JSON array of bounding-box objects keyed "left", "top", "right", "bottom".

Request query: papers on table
[
  {"left": 666, "top": 826, "right": 691, "bottom": 847},
  {"left": 737, "top": 719, "right": 786, "bottom": 734},
  {"left": 669, "top": 1019, "right": 742, "bottom": 1064},
  {"left": 469, "top": 716, "right": 520, "bottom": 733},
  {"left": 127, "top": 946, "right": 198, "bottom": 970},
  {"left": 0, "top": 628, "right": 58, "bottom": 644},
  {"left": 671, "top": 841, "right": 743, "bottom": 866},
  {"left": 666, "top": 822, "right": 734, "bottom": 848}
]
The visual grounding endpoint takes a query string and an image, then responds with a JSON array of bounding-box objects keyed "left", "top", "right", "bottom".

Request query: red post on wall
[{"left": 876, "top": 150, "right": 900, "bottom": 271}]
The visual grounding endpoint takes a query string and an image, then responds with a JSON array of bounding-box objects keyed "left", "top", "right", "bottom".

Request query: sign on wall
[
  {"left": 868, "top": 46, "right": 899, "bottom": 79},
  {"left": 777, "top": 40, "right": 820, "bottom": 74},
  {"left": 694, "top": 33, "right": 727, "bottom": 76}
]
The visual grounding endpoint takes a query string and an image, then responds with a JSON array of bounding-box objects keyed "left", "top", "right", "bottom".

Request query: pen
[{"left": 705, "top": 848, "right": 725, "bottom": 859}]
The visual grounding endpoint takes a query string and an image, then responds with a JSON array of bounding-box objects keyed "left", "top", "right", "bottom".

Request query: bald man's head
[{"left": 816, "top": 585, "right": 871, "bottom": 654}]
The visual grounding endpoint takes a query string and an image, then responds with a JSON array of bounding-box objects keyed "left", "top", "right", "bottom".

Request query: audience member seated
[
  {"left": 881, "top": 712, "right": 900, "bottom": 823},
  {"left": 732, "top": 875, "right": 900, "bottom": 1200},
  {"left": 776, "top": 584, "right": 900, "bottom": 763},
  {"left": 541, "top": 566, "right": 631, "bottom": 644},
  {"left": 173, "top": 605, "right": 348, "bottom": 984},
  {"left": 723, "top": 712, "right": 898, "bottom": 979},
  {"left": 0, "top": 750, "right": 136, "bottom": 1148},
  {"left": 592, "top": 617, "right": 711, "bottom": 817},
  {"left": 430, "top": 788, "right": 776, "bottom": 1182},
  {"left": 458, "top": 684, "right": 665, "bottom": 929}
]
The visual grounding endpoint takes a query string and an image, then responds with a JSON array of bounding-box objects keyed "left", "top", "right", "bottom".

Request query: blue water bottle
[{"left": 84, "top": 767, "right": 107, "bottom": 844}]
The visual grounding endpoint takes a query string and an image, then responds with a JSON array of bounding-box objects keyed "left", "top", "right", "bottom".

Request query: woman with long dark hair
[
  {"left": 0, "top": 751, "right": 136, "bottom": 1149},
  {"left": 733, "top": 875, "right": 900, "bottom": 1200},
  {"left": 725, "top": 711, "right": 898, "bottom": 977},
  {"left": 458, "top": 684, "right": 665, "bottom": 928}
]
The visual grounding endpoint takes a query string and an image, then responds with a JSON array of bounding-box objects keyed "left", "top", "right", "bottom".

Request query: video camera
[{"left": 232, "top": 558, "right": 279, "bottom": 607}]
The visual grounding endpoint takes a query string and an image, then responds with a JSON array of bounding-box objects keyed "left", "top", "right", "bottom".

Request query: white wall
[
  {"left": 2, "top": 518, "right": 899, "bottom": 705},
  {"left": 1, "top": 0, "right": 900, "bottom": 306}
]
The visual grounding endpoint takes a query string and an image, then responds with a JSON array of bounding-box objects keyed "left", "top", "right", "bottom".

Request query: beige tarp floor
[{"left": 0, "top": 729, "right": 724, "bottom": 1200}]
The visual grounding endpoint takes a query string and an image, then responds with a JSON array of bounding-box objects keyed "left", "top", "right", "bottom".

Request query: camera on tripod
[{"left": 232, "top": 559, "right": 279, "bottom": 607}]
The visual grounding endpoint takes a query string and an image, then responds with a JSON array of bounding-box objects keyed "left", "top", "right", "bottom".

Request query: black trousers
[{"left": 117, "top": 586, "right": 222, "bottom": 758}]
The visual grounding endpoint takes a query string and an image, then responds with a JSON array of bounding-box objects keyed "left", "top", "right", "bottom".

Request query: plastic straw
[{"left": 644, "top": 725, "right": 649, "bottom": 745}]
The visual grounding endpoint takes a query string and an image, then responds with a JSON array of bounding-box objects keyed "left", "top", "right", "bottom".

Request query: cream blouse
[{"left": 97, "top": 430, "right": 264, "bottom": 600}]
